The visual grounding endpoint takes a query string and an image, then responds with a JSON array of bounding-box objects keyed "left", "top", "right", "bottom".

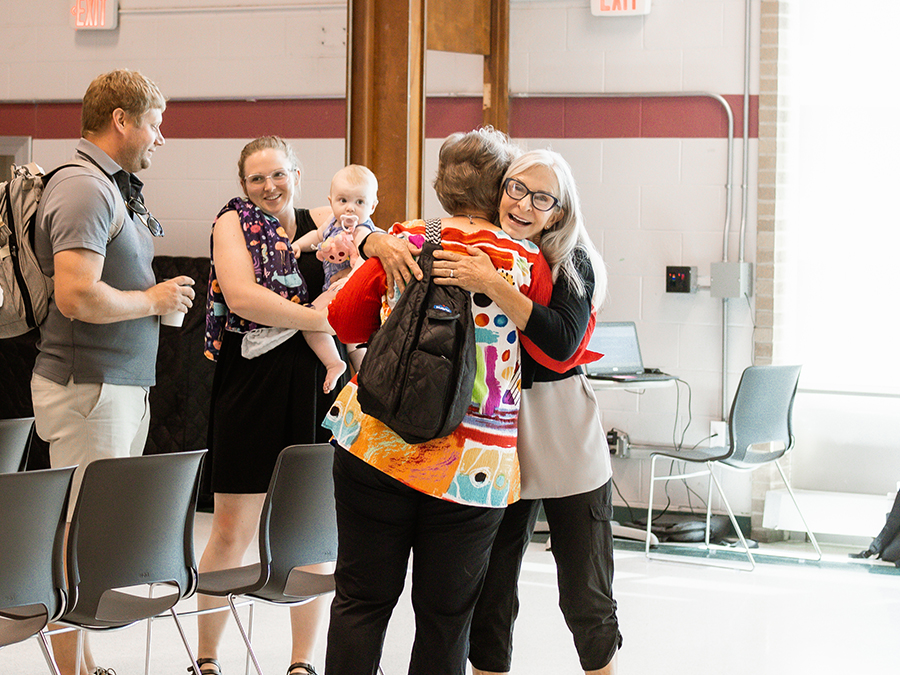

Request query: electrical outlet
[{"left": 709, "top": 421, "right": 728, "bottom": 447}]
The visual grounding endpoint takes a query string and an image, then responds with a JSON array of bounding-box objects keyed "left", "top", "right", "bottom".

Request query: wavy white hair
[{"left": 503, "top": 149, "right": 607, "bottom": 307}]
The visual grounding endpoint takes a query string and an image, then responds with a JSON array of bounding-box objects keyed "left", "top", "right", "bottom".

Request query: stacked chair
[
  {"left": 159, "top": 443, "right": 338, "bottom": 675},
  {"left": 0, "top": 416, "right": 35, "bottom": 473},
  {"left": 0, "top": 447, "right": 207, "bottom": 674},
  {"left": 1, "top": 441, "right": 338, "bottom": 674},
  {"left": 0, "top": 466, "right": 75, "bottom": 675},
  {"left": 53, "top": 450, "right": 207, "bottom": 673}
]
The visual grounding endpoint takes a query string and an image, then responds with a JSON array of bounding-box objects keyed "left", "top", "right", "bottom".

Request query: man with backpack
[{"left": 30, "top": 69, "right": 194, "bottom": 675}]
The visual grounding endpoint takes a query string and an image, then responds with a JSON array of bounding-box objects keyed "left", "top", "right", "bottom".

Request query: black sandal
[
  {"left": 188, "top": 658, "right": 223, "bottom": 675},
  {"left": 287, "top": 663, "right": 318, "bottom": 675}
]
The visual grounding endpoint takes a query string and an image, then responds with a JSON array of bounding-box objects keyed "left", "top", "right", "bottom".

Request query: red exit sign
[
  {"left": 591, "top": 0, "right": 652, "bottom": 16},
  {"left": 71, "top": 0, "right": 119, "bottom": 30}
]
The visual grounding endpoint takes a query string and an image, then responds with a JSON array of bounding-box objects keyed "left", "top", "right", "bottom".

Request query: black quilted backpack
[{"left": 357, "top": 218, "right": 477, "bottom": 444}]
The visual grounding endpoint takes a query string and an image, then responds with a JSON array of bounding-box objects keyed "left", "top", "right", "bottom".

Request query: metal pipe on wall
[{"left": 723, "top": 0, "right": 754, "bottom": 419}]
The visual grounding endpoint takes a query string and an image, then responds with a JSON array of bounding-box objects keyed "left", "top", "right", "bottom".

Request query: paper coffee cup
[{"left": 160, "top": 310, "right": 185, "bottom": 327}]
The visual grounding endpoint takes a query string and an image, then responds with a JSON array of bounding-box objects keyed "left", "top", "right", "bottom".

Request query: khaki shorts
[{"left": 31, "top": 373, "right": 150, "bottom": 519}]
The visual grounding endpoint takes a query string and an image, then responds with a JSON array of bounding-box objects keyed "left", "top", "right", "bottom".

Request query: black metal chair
[
  {"left": 182, "top": 443, "right": 338, "bottom": 675},
  {"left": 0, "top": 466, "right": 75, "bottom": 675},
  {"left": 645, "top": 365, "right": 821, "bottom": 570},
  {"left": 53, "top": 450, "right": 206, "bottom": 674},
  {"left": 0, "top": 416, "right": 35, "bottom": 473}
]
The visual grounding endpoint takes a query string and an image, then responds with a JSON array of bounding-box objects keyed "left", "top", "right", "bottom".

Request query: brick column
[{"left": 752, "top": 0, "right": 791, "bottom": 542}]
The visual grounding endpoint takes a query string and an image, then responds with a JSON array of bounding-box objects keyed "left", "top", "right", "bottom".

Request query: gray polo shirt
[{"left": 33, "top": 139, "right": 159, "bottom": 387}]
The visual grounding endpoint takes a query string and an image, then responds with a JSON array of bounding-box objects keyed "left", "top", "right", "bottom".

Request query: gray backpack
[{"left": 0, "top": 160, "right": 125, "bottom": 338}]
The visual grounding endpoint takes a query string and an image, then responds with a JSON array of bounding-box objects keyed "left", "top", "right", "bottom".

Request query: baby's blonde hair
[{"left": 332, "top": 164, "right": 379, "bottom": 200}]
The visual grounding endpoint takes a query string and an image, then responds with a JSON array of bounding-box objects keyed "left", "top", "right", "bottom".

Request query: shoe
[
  {"left": 188, "top": 658, "right": 223, "bottom": 675},
  {"left": 849, "top": 543, "right": 880, "bottom": 559},
  {"left": 92, "top": 669, "right": 117, "bottom": 675},
  {"left": 287, "top": 663, "right": 318, "bottom": 675}
]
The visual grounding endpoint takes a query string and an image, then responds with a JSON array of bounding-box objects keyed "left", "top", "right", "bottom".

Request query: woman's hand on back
[
  {"left": 433, "top": 246, "right": 535, "bottom": 330},
  {"left": 363, "top": 232, "right": 423, "bottom": 293},
  {"left": 432, "top": 246, "right": 498, "bottom": 295}
]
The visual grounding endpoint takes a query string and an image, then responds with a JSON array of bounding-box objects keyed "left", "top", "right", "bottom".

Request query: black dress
[{"left": 207, "top": 208, "right": 347, "bottom": 494}]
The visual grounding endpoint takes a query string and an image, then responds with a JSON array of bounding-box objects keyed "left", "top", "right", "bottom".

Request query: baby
[
  {"left": 293, "top": 164, "right": 379, "bottom": 386},
  {"left": 242, "top": 165, "right": 378, "bottom": 393},
  {"left": 293, "top": 164, "right": 379, "bottom": 288}
]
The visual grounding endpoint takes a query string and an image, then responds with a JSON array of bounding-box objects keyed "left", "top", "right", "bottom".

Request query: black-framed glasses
[
  {"left": 127, "top": 196, "right": 164, "bottom": 237},
  {"left": 503, "top": 178, "right": 560, "bottom": 212}
]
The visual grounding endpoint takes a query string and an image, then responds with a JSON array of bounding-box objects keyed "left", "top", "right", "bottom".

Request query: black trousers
[
  {"left": 325, "top": 446, "right": 506, "bottom": 675},
  {"left": 871, "top": 490, "right": 900, "bottom": 562},
  {"left": 469, "top": 480, "right": 622, "bottom": 672}
]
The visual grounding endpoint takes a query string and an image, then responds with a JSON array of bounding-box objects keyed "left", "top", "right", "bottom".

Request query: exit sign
[
  {"left": 591, "top": 0, "right": 651, "bottom": 16},
  {"left": 71, "top": 0, "right": 119, "bottom": 30}
]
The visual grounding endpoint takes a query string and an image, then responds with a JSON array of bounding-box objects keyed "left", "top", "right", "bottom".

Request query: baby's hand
[
  {"left": 328, "top": 276, "right": 350, "bottom": 293},
  {"left": 291, "top": 240, "right": 303, "bottom": 259}
]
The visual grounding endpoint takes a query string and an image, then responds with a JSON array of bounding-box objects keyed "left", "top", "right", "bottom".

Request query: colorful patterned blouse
[
  {"left": 323, "top": 219, "right": 552, "bottom": 508},
  {"left": 204, "top": 197, "right": 309, "bottom": 361}
]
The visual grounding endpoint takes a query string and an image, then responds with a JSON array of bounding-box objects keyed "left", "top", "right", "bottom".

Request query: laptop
[{"left": 583, "top": 321, "right": 677, "bottom": 382}]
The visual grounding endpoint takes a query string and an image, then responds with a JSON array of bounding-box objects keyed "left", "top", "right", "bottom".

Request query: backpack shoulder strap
[{"left": 46, "top": 157, "right": 127, "bottom": 244}]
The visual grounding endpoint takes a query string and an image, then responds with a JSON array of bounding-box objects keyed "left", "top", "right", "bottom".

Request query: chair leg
[
  {"left": 244, "top": 600, "right": 255, "bottom": 675},
  {"left": 145, "top": 616, "right": 152, "bottom": 675},
  {"left": 774, "top": 459, "right": 823, "bottom": 561},
  {"left": 36, "top": 631, "right": 62, "bottom": 675},
  {"left": 645, "top": 455, "right": 658, "bottom": 556},
  {"left": 75, "top": 628, "right": 84, "bottom": 675},
  {"left": 707, "top": 467, "right": 756, "bottom": 571},
  {"left": 145, "top": 582, "right": 156, "bottom": 675},
  {"left": 705, "top": 466, "right": 715, "bottom": 548},
  {"left": 227, "top": 594, "right": 265, "bottom": 675},
  {"left": 168, "top": 606, "right": 202, "bottom": 675}
]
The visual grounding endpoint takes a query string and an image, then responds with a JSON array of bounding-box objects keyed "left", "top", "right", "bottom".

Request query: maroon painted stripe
[
  {"left": 0, "top": 95, "right": 757, "bottom": 140},
  {"left": 510, "top": 95, "right": 756, "bottom": 139}
]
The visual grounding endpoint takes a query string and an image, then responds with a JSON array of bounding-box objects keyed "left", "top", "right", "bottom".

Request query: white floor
[{"left": 3, "top": 512, "right": 898, "bottom": 675}]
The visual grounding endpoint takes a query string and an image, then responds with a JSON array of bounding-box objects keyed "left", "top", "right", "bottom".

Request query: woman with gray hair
[
  {"left": 374, "top": 148, "right": 621, "bottom": 674},
  {"left": 322, "top": 128, "right": 555, "bottom": 675},
  {"left": 435, "top": 148, "right": 621, "bottom": 675}
]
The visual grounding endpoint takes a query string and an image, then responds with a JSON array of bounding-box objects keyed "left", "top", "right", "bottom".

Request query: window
[{"left": 778, "top": 1, "right": 900, "bottom": 396}]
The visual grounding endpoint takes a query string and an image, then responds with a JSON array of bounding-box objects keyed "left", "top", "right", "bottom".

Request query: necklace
[{"left": 455, "top": 214, "right": 491, "bottom": 225}]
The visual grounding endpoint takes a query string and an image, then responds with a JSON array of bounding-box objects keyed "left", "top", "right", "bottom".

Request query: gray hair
[{"left": 503, "top": 149, "right": 607, "bottom": 306}]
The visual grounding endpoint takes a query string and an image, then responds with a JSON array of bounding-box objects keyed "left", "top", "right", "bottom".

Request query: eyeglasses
[
  {"left": 243, "top": 170, "right": 292, "bottom": 187},
  {"left": 503, "top": 178, "right": 560, "bottom": 212},
  {"left": 127, "top": 196, "right": 164, "bottom": 237}
]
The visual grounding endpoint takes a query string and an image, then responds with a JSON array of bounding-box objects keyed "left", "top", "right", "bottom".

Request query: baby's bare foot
[{"left": 324, "top": 360, "right": 348, "bottom": 393}]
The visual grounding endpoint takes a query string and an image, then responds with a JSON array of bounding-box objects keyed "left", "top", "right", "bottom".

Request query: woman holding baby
[{"left": 197, "top": 135, "right": 347, "bottom": 675}]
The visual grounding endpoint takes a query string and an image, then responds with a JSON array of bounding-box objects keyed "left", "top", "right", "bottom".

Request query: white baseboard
[{"left": 763, "top": 488, "right": 893, "bottom": 537}]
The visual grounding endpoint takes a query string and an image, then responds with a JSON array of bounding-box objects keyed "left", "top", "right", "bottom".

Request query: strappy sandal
[
  {"left": 188, "top": 657, "right": 223, "bottom": 675},
  {"left": 287, "top": 663, "right": 318, "bottom": 675}
]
